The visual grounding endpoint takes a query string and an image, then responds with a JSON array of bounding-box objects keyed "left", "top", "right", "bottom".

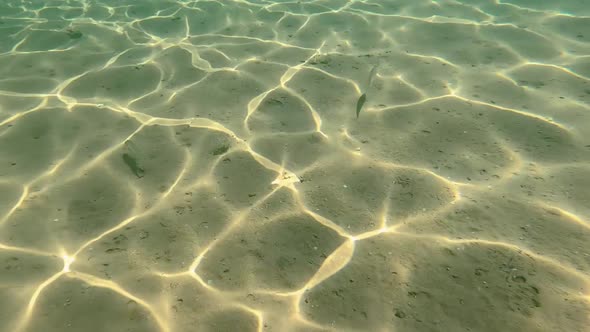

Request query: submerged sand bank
[{"left": 0, "top": 0, "right": 589, "bottom": 331}]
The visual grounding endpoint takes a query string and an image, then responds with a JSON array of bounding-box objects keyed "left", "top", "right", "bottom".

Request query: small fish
[
  {"left": 122, "top": 153, "right": 144, "bottom": 178},
  {"left": 366, "top": 65, "right": 378, "bottom": 88},
  {"left": 355, "top": 65, "right": 378, "bottom": 119},
  {"left": 356, "top": 93, "right": 367, "bottom": 118},
  {"left": 66, "top": 29, "right": 83, "bottom": 39}
]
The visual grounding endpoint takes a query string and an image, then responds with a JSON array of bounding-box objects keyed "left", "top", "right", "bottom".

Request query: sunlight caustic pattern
[{"left": 0, "top": 0, "right": 589, "bottom": 331}]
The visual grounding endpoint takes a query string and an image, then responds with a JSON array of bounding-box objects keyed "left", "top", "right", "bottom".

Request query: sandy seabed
[{"left": 0, "top": 0, "right": 590, "bottom": 331}]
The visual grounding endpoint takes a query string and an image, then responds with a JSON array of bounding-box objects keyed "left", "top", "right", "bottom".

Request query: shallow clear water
[{"left": 0, "top": 0, "right": 589, "bottom": 331}]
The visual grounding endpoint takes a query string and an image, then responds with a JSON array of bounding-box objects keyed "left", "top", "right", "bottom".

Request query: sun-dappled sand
[{"left": 0, "top": 0, "right": 589, "bottom": 331}]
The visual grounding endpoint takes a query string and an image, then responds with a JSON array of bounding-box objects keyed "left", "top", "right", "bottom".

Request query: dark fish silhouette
[
  {"left": 356, "top": 93, "right": 367, "bottom": 118},
  {"left": 122, "top": 153, "right": 144, "bottom": 178},
  {"left": 356, "top": 65, "right": 378, "bottom": 119}
]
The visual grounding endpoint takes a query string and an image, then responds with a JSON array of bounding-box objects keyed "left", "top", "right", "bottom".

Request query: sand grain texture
[{"left": 0, "top": 0, "right": 589, "bottom": 331}]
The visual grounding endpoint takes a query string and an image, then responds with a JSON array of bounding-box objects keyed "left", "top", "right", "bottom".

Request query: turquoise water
[{"left": 1, "top": 0, "right": 589, "bottom": 331}]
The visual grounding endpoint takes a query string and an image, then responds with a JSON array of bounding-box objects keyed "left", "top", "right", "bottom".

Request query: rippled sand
[{"left": 1, "top": 0, "right": 589, "bottom": 331}]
